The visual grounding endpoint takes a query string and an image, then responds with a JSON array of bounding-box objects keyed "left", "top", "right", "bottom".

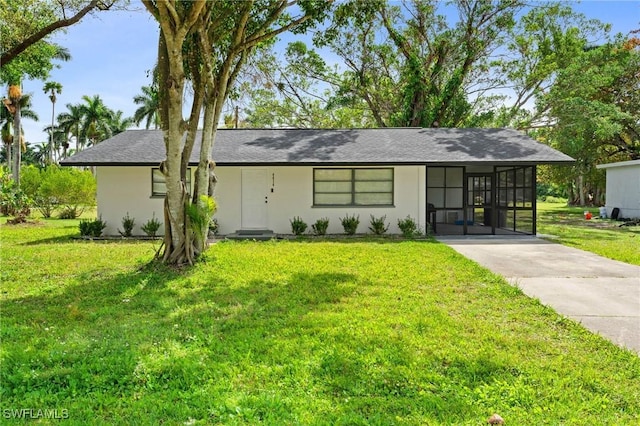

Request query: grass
[
  {"left": 1, "top": 218, "right": 639, "bottom": 425},
  {"left": 537, "top": 201, "right": 640, "bottom": 266}
]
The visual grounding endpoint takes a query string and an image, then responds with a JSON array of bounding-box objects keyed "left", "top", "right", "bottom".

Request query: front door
[
  {"left": 241, "top": 169, "right": 268, "bottom": 229},
  {"left": 465, "top": 174, "right": 493, "bottom": 235}
]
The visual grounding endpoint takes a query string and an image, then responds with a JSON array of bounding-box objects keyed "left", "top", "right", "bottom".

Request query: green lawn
[
  {"left": 1, "top": 219, "right": 639, "bottom": 425},
  {"left": 537, "top": 201, "right": 640, "bottom": 266}
]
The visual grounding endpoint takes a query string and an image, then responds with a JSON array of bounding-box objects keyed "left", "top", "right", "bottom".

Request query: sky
[{"left": 19, "top": 0, "right": 640, "bottom": 147}]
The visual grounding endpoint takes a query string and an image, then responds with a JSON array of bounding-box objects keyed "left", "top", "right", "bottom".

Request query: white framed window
[
  {"left": 151, "top": 168, "right": 191, "bottom": 197},
  {"left": 313, "top": 168, "right": 394, "bottom": 206}
]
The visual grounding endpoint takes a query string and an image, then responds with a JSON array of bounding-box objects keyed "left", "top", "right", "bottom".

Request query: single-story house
[
  {"left": 596, "top": 159, "right": 640, "bottom": 219},
  {"left": 61, "top": 128, "right": 574, "bottom": 236}
]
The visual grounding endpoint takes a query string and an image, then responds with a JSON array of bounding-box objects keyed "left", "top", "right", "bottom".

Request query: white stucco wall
[
  {"left": 214, "top": 166, "right": 426, "bottom": 235},
  {"left": 597, "top": 160, "right": 640, "bottom": 219},
  {"left": 96, "top": 166, "right": 166, "bottom": 236},
  {"left": 96, "top": 165, "right": 429, "bottom": 236}
]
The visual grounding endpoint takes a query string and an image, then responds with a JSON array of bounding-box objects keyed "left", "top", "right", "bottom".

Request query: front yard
[{"left": 1, "top": 218, "right": 639, "bottom": 425}]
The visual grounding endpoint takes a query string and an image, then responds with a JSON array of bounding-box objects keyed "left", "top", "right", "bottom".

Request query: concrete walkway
[{"left": 437, "top": 235, "right": 640, "bottom": 354}]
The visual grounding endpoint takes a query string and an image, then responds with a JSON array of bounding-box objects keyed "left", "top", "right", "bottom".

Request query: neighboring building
[
  {"left": 597, "top": 159, "right": 640, "bottom": 219},
  {"left": 61, "top": 128, "right": 574, "bottom": 236}
]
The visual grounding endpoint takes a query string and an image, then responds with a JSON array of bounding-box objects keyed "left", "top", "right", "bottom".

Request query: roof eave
[{"left": 61, "top": 159, "right": 575, "bottom": 167}]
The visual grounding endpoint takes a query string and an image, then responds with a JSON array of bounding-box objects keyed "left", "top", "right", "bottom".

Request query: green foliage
[
  {"left": 0, "top": 166, "right": 30, "bottom": 220},
  {"left": 20, "top": 165, "right": 96, "bottom": 218},
  {"left": 397, "top": 215, "right": 420, "bottom": 238},
  {"left": 186, "top": 195, "right": 217, "bottom": 252},
  {"left": 289, "top": 216, "right": 308, "bottom": 236},
  {"left": 368, "top": 214, "right": 389, "bottom": 235},
  {"left": 311, "top": 217, "right": 330, "bottom": 236},
  {"left": 20, "top": 165, "right": 52, "bottom": 217},
  {"left": 2, "top": 220, "right": 640, "bottom": 424},
  {"left": 119, "top": 213, "right": 136, "bottom": 237},
  {"left": 141, "top": 214, "right": 162, "bottom": 238},
  {"left": 340, "top": 213, "right": 359, "bottom": 235},
  {"left": 536, "top": 182, "right": 566, "bottom": 200},
  {"left": 543, "top": 196, "right": 567, "bottom": 204},
  {"left": 79, "top": 217, "right": 106, "bottom": 237}
]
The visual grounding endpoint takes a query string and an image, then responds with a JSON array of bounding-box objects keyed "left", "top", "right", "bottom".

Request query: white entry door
[{"left": 241, "top": 169, "right": 268, "bottom": 229}]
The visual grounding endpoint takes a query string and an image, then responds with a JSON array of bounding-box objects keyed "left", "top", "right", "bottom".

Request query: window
[
  {"left": 313, "top": 168, "right": 393, "bottom": 206},
  {"left": 151, "top": 168, "right": 191, "bottom": 197}
]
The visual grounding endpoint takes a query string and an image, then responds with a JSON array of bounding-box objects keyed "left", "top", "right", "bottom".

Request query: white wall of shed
[{"left": 604, "top": 164, "right": 640, "bottom": 219}]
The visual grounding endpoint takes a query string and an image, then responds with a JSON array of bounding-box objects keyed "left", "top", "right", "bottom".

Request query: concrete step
[{"left": 225, "top": 230, "right": 276, "bottom": 241}]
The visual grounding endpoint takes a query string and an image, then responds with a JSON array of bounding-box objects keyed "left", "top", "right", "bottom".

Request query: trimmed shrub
[
  {"left": 340, "top": 214, "right": 360, "bottom": 235},
  {"left": 398, "top": 216, "right": 419, "bottom": 238},
  {"left": 79, "top": 217, "right": 107, "bottom": 237},
  {"left": 119, "top": 213, "right": 135, "bottom": 237},
  {"left": 290, "top": 216, "right": 308, "bottom": 235},
  {"left": 368, "top": 214, "right": 389, "bottom": 235},
  {"left": 141, "top": 214, "right": 162, "bottom": 238},
  {"left": 311, "top": 218, "right": 329, "bottom": 236}
]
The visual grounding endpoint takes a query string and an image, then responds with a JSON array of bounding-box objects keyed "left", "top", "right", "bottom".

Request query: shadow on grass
[
  {"left": 0, "top": 254, "right": 474, "bottom": 423},
  {"left": 21, "top": 235, "right": 164, "bottom": 246},
  {"left": 0, "top": 260, "right": 365, "bottom": 417}
]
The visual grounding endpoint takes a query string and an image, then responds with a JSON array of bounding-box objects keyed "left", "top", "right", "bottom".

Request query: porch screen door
[{"left": 465, "top": 174, "right": 493, "bottom": 234}]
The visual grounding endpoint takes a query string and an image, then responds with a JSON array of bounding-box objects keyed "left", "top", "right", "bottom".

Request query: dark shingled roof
[{"left": 60, "top": 128, "right": 574, "bottom": 166}]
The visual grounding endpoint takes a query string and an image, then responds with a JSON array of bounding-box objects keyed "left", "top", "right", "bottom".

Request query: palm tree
[
  {"left": 78, "top": 95, "right": 113, "bottom": 146},
  {"left": 22, "top": 142, "right": 47, "bottom": 167},
  {"left": 42, "top": 124, "right": 68, "bottom": 160},
  {"left": 133, "top": 85, "right": 160, "bottom": 129},
  {"left": 1, "top": 93, "right": 38, "bottom": 169},
  {"left": 109, "top": 110, "right": 134, "bottom": 135},
  {"left": 42, "top": 81, "right": 62, "bottom": 164},
  {"left": 57, "top": 103, "right": 85, "bottom": 153}
]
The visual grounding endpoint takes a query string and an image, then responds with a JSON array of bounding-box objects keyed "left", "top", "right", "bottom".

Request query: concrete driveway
[{"left": 437, "top": 236, "right": 640, "bottom": 354}]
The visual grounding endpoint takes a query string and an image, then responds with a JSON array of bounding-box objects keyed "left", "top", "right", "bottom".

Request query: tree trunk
[
  {"left": 6, "top": 139, "right": 12, "bottom": 173},
  {"left": 158, "top": 34, "right": 192, "bottom": 265},
  {"left": 12, "top": 100, "right": 21, "bottom": 187},
  {"left": 49, "top": 100, "right": 56, "bottom": 164},
  {"left": 577, "top": 175, "right": 585, "bottom": 206}
]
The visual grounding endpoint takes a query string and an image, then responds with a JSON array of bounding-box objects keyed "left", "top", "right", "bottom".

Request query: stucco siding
[
  {"left": 603, "top": 164, "right": 640, "bottom": 218},
  {"left": 95, "top": 164, "right": 465, "bottom": 236},
  {"left": 96, "top": 166, "right": 165, "bottom": 236},
  {"left": 213, "top": 166, "right": 426, "bottom": 235}
]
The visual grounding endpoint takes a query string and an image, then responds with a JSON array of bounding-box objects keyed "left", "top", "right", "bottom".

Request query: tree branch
[{"left": 1, "top": 0, "right": 102, "bottom": 67}]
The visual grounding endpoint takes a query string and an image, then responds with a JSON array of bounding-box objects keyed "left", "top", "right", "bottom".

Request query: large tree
[
  {"left": 142, "top": 0, "right": 328, "bottom": 265},
  {"left": 243, "top": 41, "right": 375, "bottom": 128},
  {"left": 248, "top": 1, "right": 608, "bottom": 130},
  {"left": 540, "top": 36, "right": 640, "bottom": 205}
]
